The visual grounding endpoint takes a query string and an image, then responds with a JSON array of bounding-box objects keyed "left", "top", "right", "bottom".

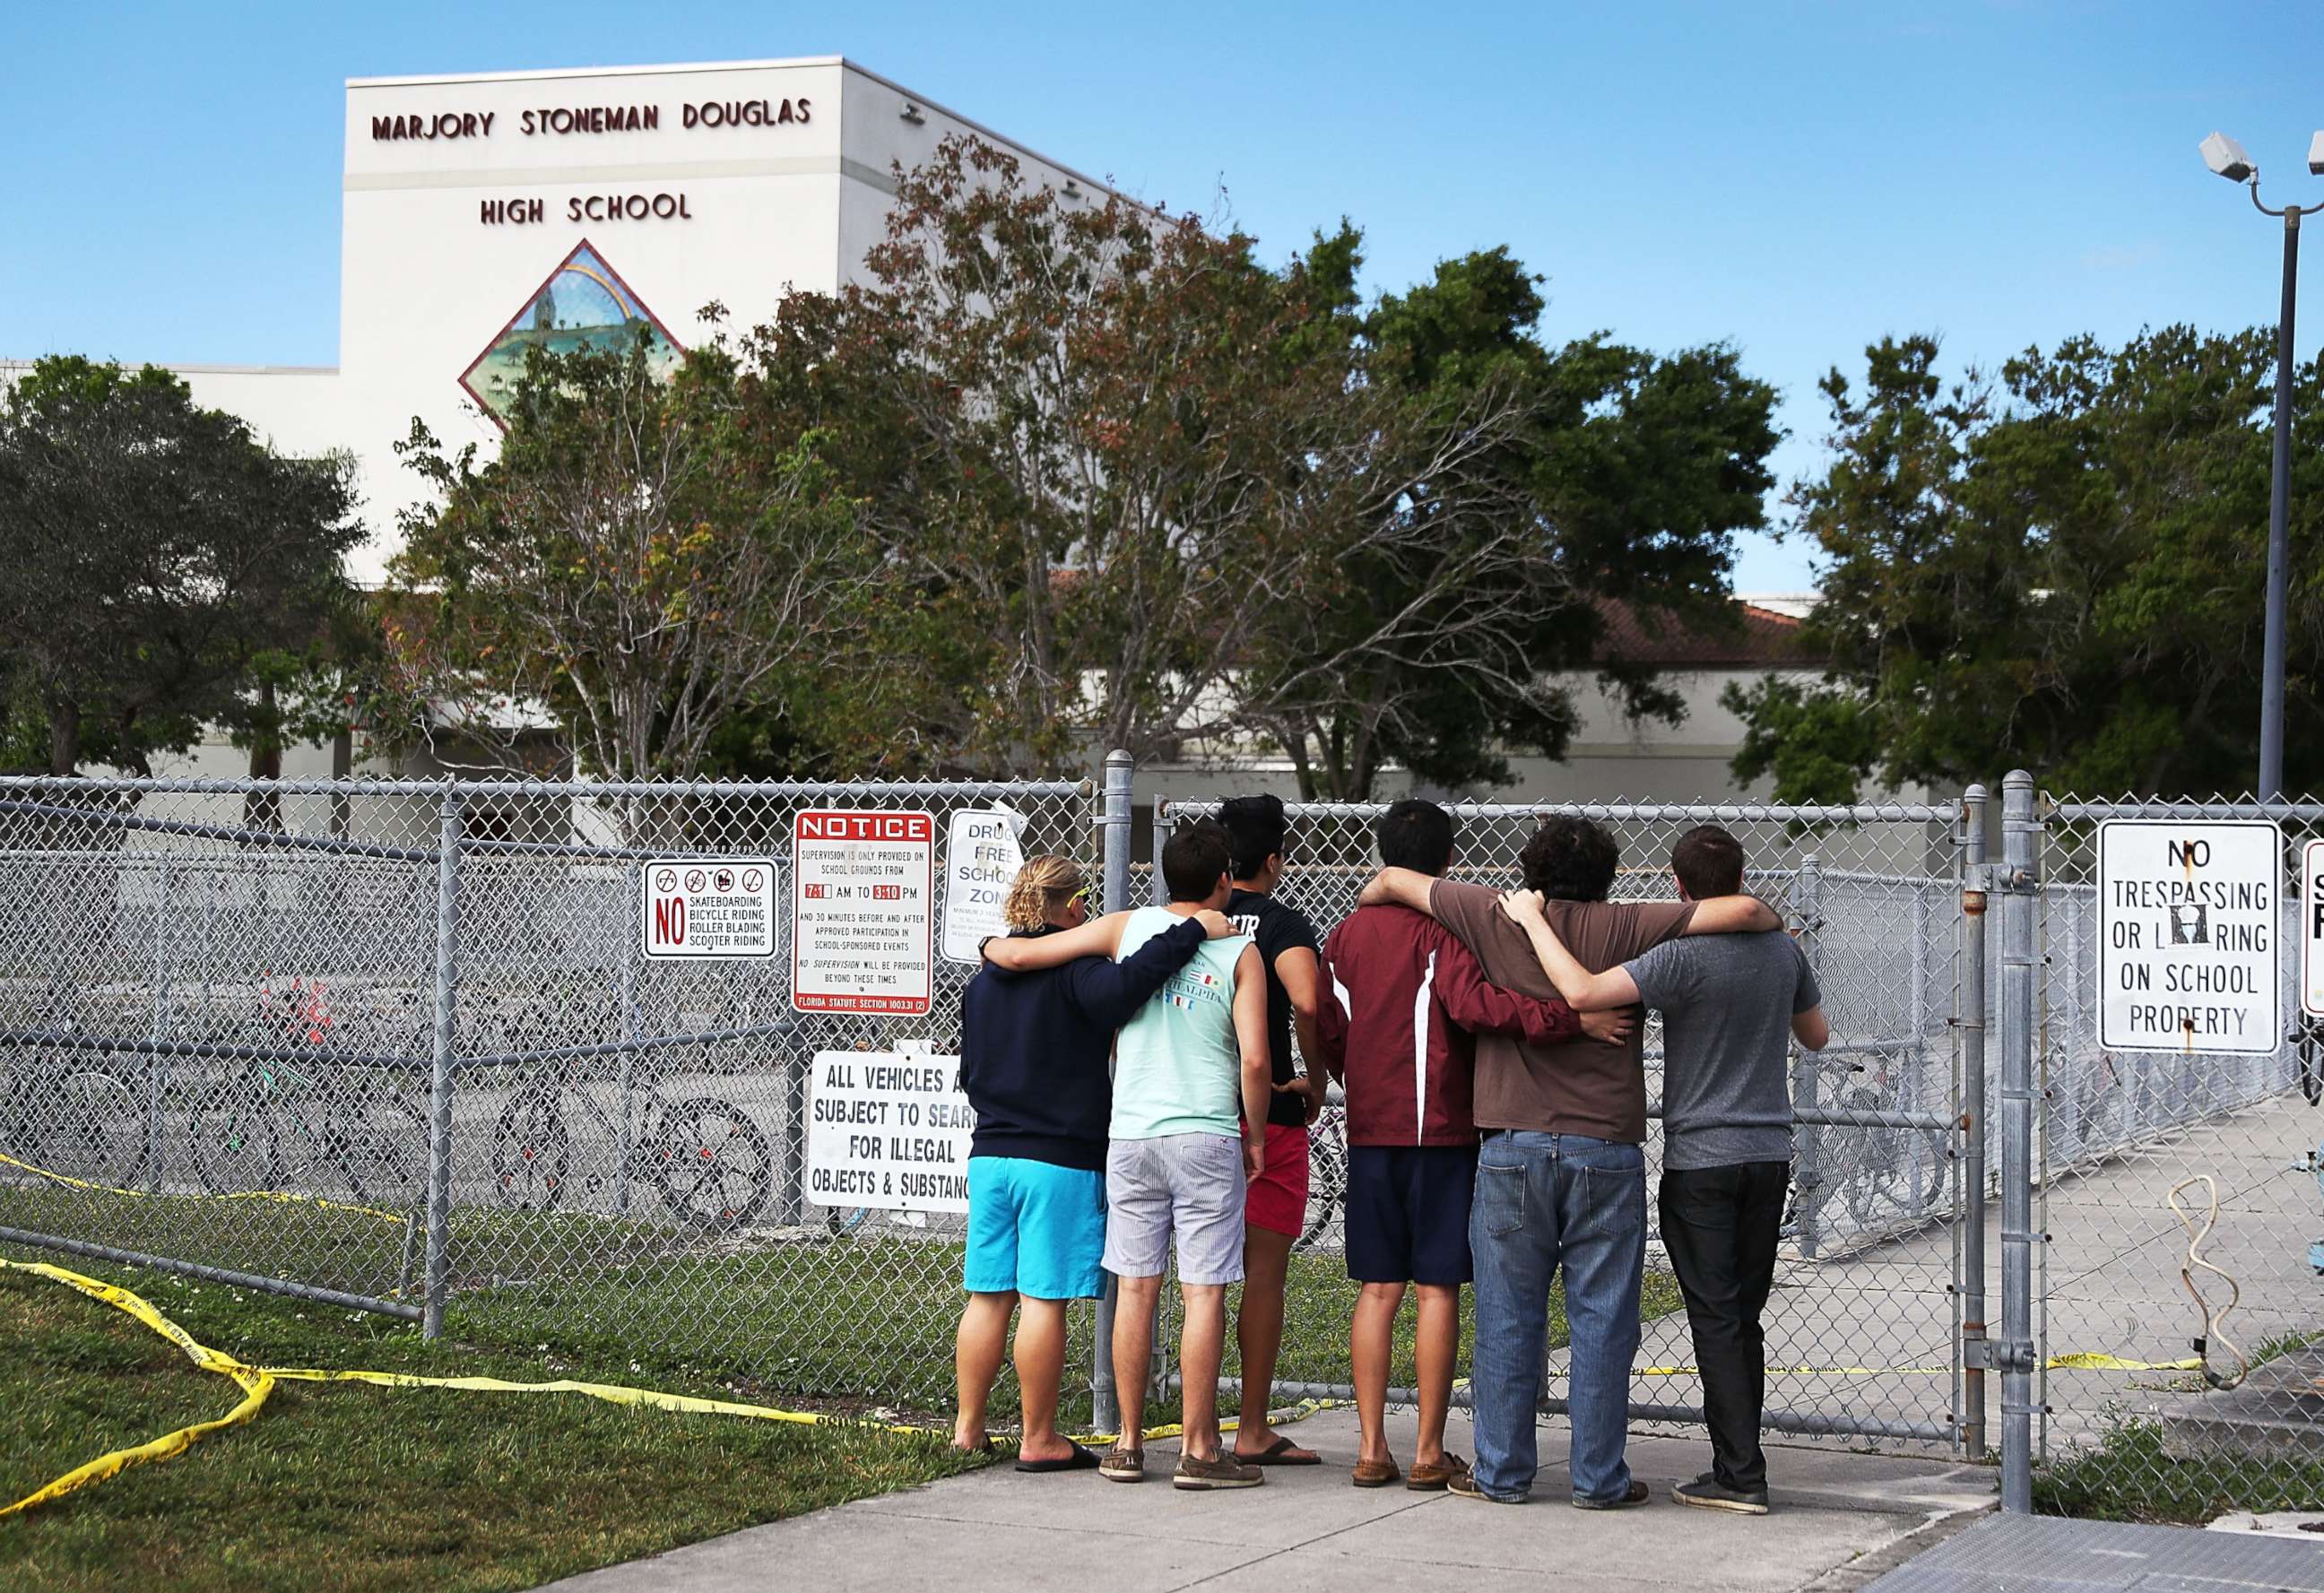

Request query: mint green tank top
[{"left": 1110, "top": 906, "right": 1249, "bottom": 1139}]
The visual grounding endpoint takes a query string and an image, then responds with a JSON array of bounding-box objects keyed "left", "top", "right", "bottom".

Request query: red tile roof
[{"left": 1593, "top": 600, "right": 1819, "bottom": 669}]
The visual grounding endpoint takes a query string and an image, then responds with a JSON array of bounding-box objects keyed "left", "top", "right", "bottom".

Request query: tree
[
  {"left": 1729, "top": 329, "right": 2324, "bottom": 801},
  {"left": 739, "top": 141, "right": 1778, "bottom": 794},
  {"left": 387, "top": 325, "right": 872, "bottom": 784},
  {"left": 0, "top": 357, "right": 361, "bottom": 776},
  {"left": 741, "top": 137, "right": 1400, "bottom": 775},
  {"left": 1243, "top": 236, "right": 1782, "bottom": 796}
]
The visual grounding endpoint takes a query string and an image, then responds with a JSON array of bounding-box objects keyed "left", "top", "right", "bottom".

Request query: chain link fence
[
  {"left": 11, "top": 762, "right": 2314, "bottom": 1520},
  {"left": 2025, "top": 792, "right": 2324, "bottom": 1519},
  {"left": 1153, "top": 793, "right": 1975, "bottom": 1451},
  {"left": 0, "top": 772, "right": 1100, "bottom": 1418}
]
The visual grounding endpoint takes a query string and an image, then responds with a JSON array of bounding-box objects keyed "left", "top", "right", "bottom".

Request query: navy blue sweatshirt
[{"left": 960, "top": 916, "right": 1209, "bottom": 1171}]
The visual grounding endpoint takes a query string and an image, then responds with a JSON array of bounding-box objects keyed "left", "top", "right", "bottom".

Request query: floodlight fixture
[
  {"left": 2201, "top": 131, "right": 2256, "bottom": 183},
  {"left": 2308, "top": 130, "right": 2324, "bottom": 177}
]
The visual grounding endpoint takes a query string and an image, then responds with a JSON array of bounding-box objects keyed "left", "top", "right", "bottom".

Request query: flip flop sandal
[
  {"left": 1236, "top": 1436, "right": 1322, "bottom": 1467},
  {"left": 1015, "top": 1441, "right": 1103, "bottom": 1474}
]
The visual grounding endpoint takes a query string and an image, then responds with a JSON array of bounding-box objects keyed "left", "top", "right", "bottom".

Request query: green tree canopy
[
  {"left": 1730, "top": 329, "right": 2324, "bottom": 801},
  {"left": 0, "top": 356, "right": 361, "bottom": 776},
  {"left": 388, "top": 325, "right": 872, "bottom": 783},
  {"left": 738, "top": 144, "right": 1780, "bottom": 794},
  {"left": 1244, "top": 234, "right": 1781, "bottom": 795}
]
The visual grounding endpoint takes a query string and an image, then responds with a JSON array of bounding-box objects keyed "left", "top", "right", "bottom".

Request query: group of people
[{"left": 953, "top": 793, "right": 1827, "bottom": 1513}]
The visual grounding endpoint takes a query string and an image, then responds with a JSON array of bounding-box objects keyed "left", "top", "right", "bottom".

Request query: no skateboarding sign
[{"left": 640, "top": 857, "right": 777, "bottom": 959}]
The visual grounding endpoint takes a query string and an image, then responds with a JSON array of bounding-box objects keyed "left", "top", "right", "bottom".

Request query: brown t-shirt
[{"left": 1428, "top": 879, "right": 1695, "bottom": 1143}]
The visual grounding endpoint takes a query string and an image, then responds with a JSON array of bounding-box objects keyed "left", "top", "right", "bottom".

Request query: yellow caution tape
[
  {"left": 0, "top": 1150, "right": 407, "bottom": 1225},
  {"left": 0, "top": 1260, "right": 276, "bottom": 1519},
  {"left": 2045, "top": 1352, "right": 2203, "bottom": 1372},
  {"left": 0, "top": 1257, "right": 1332, "bottom": 1518}
]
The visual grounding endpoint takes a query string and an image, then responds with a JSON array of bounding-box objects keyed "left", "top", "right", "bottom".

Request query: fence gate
[
  {"left": 2020, "top": 790, "right": 2324, "bottom": 1516},
  {"left": 1146, "top": 792, "right": 1981, "bottom": 1454}
]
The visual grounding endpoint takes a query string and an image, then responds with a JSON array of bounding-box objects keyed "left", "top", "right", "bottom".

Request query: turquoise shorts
[{"left": 964, "top": 1156, "right": 1107, "bottom": 1301}]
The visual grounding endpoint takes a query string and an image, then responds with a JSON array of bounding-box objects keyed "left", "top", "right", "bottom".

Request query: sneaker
[
  {"left": 1447, "top": 1468, "right": 1525, "bottom": 1504},
  {"left": 1571, "top": 1479, "right": 1651, "bottom": 1511},
  {"left": 1673, "top": 1475, "right": 1769, "bottom": 1515},
  {"left": 1173, "top": 1451, "right": 1264, "bottom": 1490},
  {"left": 1099, "top": 1446, "right": 1146, "bottom": 1484}
]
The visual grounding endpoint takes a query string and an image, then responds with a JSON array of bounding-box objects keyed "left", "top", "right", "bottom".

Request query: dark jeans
[{"left": 1658, "top": 1160, "right": 1788, "bottom": 1491}]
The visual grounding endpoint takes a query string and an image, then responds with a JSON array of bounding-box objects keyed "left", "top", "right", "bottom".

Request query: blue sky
[{"left": 7, "top": 1, "right": 2320, "bottom": 589}]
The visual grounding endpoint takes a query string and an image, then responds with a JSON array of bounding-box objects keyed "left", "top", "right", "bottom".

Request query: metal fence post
[
  {"left": 422, "top": 787, "right": 463, "bottom": 1341},
  {"left": 143, "top": 861, "right": 176, "bottom": 1193},
  {"left": 1092, "top": 749, "right": 1133, "bottom": 1434},
  {"left": 1957, "top": 785, "right": 1989, "bottom": 1458},
  {"left": 1996, "top": 771, "right": 2039, "bottom": 1512},
  {"left": 1791, "top": 851, "right": 1825, "bottom": 1258}
]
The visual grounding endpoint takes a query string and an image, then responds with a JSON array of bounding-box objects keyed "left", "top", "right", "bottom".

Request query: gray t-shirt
[{"left": 1625, "top": 930, "right": 1821, "bottom": 1171}]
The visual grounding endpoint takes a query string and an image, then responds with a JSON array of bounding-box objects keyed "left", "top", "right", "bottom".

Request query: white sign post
[
  {"left": 790, "top": 809, "right": 934, "bottom": 1014},
  {"left": 803, "top": 1049, "right": 975, "bottom": 1212},
  {"left": 941, "top": 808, "right": 1026, "bottom": 963},
  {"left": 2302, "top": 839, "right": 2324, "bottom": 1019},
  {"left": 2096, "top": 818, "right": 2283, "bottom": 1054},
  {"left": 640, "top": 857, "right": 776, "bottom": 959}
]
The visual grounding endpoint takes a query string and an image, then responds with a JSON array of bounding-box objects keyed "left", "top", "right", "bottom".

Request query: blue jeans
[{"left": 1469, "top": 1130, "right": 1646, "bottom": 1503}]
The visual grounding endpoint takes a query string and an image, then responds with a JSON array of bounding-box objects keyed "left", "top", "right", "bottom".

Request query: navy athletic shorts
[{"left": 1344, "top": 1143, "right": 1478, "bottom": 1286}]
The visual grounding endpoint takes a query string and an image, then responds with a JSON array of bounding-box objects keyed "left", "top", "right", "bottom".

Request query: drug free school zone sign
[{"left": 2096, "top": 819, "right": 2284, "bottom": 1055}]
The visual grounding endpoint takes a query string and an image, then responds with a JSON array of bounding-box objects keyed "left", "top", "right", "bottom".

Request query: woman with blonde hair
[{"left": 954, "top": 853, "right": 1234, "bottom": 1468}]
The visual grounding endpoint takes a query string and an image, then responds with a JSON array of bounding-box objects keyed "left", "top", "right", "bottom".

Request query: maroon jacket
[{"left": 1317, "top": 903, "right": 1583, "bottom": 1147}]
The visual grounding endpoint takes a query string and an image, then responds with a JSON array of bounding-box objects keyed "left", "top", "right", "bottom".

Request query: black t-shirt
[{"left": 1226, "top": 887, "right": 1322, "bottom": 1129}]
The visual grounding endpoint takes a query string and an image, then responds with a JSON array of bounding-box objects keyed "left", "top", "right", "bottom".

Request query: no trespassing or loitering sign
[
  {"left": 2095, "top": 818, "right": 2283, "bottom": 1055},
  {"left": 641, "top": 857, "right": 776, "bottom": 959}
]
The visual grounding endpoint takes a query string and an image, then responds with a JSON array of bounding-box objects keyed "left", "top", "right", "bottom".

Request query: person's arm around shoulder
[
  {"left": 1498, "top": 889, "right": 1641, "bottom": 1012},
  {"left": 1430, "top": 925, "right": 1632, "bottom": 1046},
  {"left": 1357, "top": 867, "right": 1439, "bottom": 915},
  {"left": 1231, "top": 941, "right": 1270, "bottom": 1180},
  {"left": 1680, "top": 895, "right": 1783, "bottom": 935},
  {"left": 1791, "top": 935, "right": 1830, "bottom": 1051},
  {"left": 1063, "top": 910, "right": 1237, "bottom": 1029},
  {"left": 980, "top": 910, "right": 1130, "bottom": 972}
]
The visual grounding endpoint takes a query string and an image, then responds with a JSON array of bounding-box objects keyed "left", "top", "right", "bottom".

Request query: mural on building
[{"left": 458, "top": 239, "right": 683, "bottom": 427}]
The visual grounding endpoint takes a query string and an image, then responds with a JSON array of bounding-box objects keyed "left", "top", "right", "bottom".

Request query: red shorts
[{"left": 1244, "top": 1122, "right": 1312, "bottom": 1238}]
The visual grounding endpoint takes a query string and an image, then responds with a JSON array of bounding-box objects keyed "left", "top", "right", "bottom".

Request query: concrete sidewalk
[{"left": 540, "top": 1407, "right": 1997, "bottom": 1592}]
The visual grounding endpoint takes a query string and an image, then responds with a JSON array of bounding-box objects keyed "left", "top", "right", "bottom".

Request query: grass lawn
[
  {"left": 0, "top": 1182, "right": 1687, "bottom": 1430},
  {"left": 2033, "top": 1420, "right": 2324, "bottom": 1525},
  {"left": 0, "top": 1248, "right": 984, "bottom": 1593}
]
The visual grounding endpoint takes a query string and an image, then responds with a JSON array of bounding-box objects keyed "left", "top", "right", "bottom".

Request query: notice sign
[
  {"left": 941, "top": 808, "right": 1026, "bottom": 963},
  {"left": 641, "top": 858, "right": 776, "bottom": 959},
  {"left": 803, "top": 1050, "right": 974, "bottom": 1212},
  {"left": 791, "top": 809, "right": 934, "bottom": 1014},
  {"left": 2097, "top": 819, "right": 2283, "bottom": 1054}
]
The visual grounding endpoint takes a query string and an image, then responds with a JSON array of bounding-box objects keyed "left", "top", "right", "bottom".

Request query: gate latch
[{"left": 1965, "top": 1338, "right": 2038, "bottom": 1372}]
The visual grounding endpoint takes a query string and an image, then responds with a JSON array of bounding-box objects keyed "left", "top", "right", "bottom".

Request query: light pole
[{"left": 2202, "top": 130, "right": 2324, "bottom": 801}]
